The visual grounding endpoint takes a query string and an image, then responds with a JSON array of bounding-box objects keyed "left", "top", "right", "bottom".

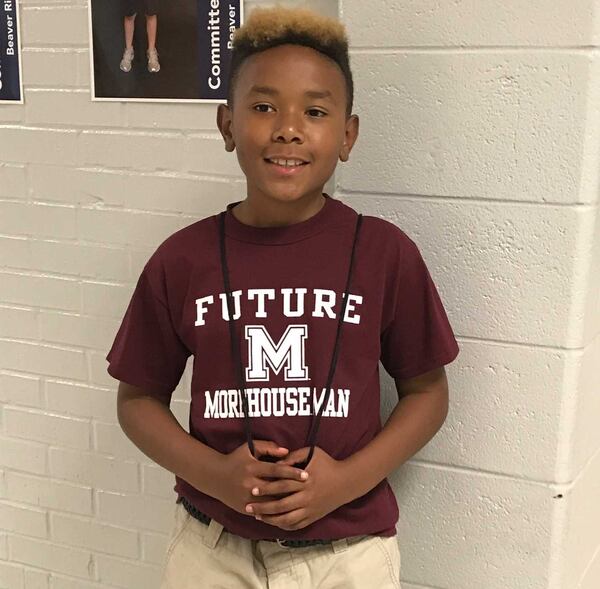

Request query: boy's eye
[
  {"left": 308, "top": 109, "right": 327, "bottom": 118},
  {"left": 253, "top": 103, "right": 274, "bottom": 113}
]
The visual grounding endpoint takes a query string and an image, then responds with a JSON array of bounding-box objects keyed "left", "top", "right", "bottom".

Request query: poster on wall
[
  {"left": 0, "top": 0, "right": 23, "bottom": 104},
  {"left": 87, "top": 0, "right": 242, "bottom": 103}
]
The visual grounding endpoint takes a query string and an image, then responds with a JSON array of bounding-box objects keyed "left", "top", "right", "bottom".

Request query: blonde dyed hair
[{"left": 227, "top": 5, "right": 354, "bottom": 117}]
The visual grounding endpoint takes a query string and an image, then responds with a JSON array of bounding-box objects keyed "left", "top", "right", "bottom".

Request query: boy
[
  {"left": 119, "top": 0, "right": 160, "bottom": 73},
  {"left": 106, "top": 6, "right": 459, "bottom": 588}
]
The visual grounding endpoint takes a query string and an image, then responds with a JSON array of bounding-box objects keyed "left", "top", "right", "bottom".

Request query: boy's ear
[
  {"left": 217, "top": 103, "right": 235, "bottom": 152},
  {"left": 339, "top": 114, "right": 359, "bottom": 162}
]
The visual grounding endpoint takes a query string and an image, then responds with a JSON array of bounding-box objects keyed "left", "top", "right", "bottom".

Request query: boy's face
[{"left": 217, "top": 43, "right": 359, "bottom": 205}]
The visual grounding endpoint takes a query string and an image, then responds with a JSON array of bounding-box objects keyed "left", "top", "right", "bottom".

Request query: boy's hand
[
  {"left": 244, "top": 446, "right": 351, "bottom": 531},
  {"left": 217, "top": 440, "right": 309, "bottom": 516}
]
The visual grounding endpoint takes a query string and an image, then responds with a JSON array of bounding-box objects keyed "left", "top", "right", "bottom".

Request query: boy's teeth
[{"left": 270, "top": 158, "right": 305, "bottom": 167}]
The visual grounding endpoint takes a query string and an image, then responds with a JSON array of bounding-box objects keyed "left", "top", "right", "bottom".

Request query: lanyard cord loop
[
  {"left": 218, "top": 210, "right": 256, "bottom": 458},
  {"left": 218, "top": 208, "right": 363, "bottom": 469}
]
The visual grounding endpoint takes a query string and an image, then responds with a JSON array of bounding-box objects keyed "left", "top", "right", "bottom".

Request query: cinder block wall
[
  {"left": 337, "top": 1, "right": 600, "bottom": 588},
  {"left": 0, "top": 0, "right": 599, "bottom": 588}
]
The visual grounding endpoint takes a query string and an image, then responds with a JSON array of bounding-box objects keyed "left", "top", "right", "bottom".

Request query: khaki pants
[{"left": 160, "top": 501, "right": 402, "bottom": 588}]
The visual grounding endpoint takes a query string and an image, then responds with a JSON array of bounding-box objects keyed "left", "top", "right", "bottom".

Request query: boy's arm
[
  {"left": 116, "top": 382, "right": 226, "bottom": 500},
  {"left": 340, "top": 366, "right": 449, "bottom": 503}
]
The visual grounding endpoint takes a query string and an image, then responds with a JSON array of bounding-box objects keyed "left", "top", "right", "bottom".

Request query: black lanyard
[{"left": 218, "top": 206, "right": 363, "bottom": 469}]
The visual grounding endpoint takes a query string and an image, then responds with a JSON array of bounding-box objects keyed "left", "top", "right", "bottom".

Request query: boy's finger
[
  {"left": 276, "top": 449, "right": 302, "bottom": 464},
  {"left": 256, "top": 463, "right": 308, "bottom": 481},
  {"left": 253, "top": 441, "right": 289, "bottom": 456},
  {"left": 253, "top": 479, "right": 303, "bottom": 497}
]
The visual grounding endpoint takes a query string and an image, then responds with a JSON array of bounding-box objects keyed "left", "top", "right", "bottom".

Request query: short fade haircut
[{"left": 227, "top": 5, "right": 354, "bottom": 118}]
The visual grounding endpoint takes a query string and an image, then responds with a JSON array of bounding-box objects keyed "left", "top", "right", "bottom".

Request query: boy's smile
[{"left": 217, "top": 43, "right": 359, "bottom": 225}]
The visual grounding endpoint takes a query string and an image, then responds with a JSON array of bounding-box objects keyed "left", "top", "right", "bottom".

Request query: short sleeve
[
  {"left": 380, "top": 236, "right": 459, "bottom": 379},
  {"left": 106, "top": 257, "right": 191, "bottom": 404}
]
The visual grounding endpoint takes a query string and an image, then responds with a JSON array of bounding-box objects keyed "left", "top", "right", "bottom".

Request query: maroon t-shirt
[{"left": 106, "top": 193, "right": 460, "bottom": 540}]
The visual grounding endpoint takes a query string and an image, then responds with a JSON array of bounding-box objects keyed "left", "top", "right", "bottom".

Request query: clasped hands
[{"left": 222, "top": 440, "right": 351, "bottom": 531}]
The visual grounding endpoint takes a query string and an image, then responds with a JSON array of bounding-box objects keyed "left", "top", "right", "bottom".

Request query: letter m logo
[{"left": 244, "top": 325, "right": 308, "bottom": 382}]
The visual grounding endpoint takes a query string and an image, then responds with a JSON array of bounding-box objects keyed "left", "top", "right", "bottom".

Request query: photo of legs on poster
[
  {"left": 119, "top": 0, "right": 161, "bottom": 74},
  {"left": 88, "top": 0, "right": 242, "bottom": 102}
]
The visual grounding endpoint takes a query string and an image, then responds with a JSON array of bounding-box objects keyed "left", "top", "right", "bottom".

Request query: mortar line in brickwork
[
  {"left": 408, "top": 455, "right": 595, "bottom": 489},
  {"left": 350, "top": 46, "right": 600, "bottom": 54},
  {"left": 452, "top": 335, "right": 586, "bottom": 352},
  {"left": 337, "top": 190, "right": 596, "bottom": 208}
]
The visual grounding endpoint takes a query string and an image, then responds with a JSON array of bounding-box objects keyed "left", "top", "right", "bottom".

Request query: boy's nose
[
  {"left": 272, "top": 115, "right": 305, "bottom": 143},
  {"left": 272, "top": 128, "right": 305, "bottom": 144}
]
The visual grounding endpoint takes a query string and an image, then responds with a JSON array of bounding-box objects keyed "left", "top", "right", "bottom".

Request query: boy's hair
[{"left": 227, "top": 5, "right": 354, "bottom": 118}]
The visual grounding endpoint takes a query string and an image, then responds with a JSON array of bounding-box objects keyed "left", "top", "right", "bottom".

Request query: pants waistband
[{"left": 177, "top": 495, "right": 366, "bottom": 549}]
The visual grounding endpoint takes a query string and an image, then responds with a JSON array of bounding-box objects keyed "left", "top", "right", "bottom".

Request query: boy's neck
[{"left": 231, "top": 193, "right": 327, "bottom": 228}]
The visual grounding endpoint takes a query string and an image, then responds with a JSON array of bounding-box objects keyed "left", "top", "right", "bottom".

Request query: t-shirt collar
[{"left": 222, "top": 193, "right": 337, "bottom": 245}]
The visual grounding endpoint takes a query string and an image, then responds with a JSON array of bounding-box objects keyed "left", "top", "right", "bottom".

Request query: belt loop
[
  {"left": 331, "top": 538, "right": 348, "bottom": 554},
  {"left": 203, "top": 518, "right": 224, "bottom": 549}
]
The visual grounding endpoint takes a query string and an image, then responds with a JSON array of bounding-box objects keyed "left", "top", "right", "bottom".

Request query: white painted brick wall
[
  {"left": 0, "top": 1, "right": 598, "bottom": 588},
  {"left": 339, "top": 1, "right": 600, "bottom": 588}
]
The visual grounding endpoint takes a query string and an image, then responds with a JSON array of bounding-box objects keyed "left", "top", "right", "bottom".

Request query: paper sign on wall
[
  {"left": 88, "top": 0, "right": 242, "bottom": 103},
  {"left": 0, "top": 0, "right": 23, "bottom": 103}
]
